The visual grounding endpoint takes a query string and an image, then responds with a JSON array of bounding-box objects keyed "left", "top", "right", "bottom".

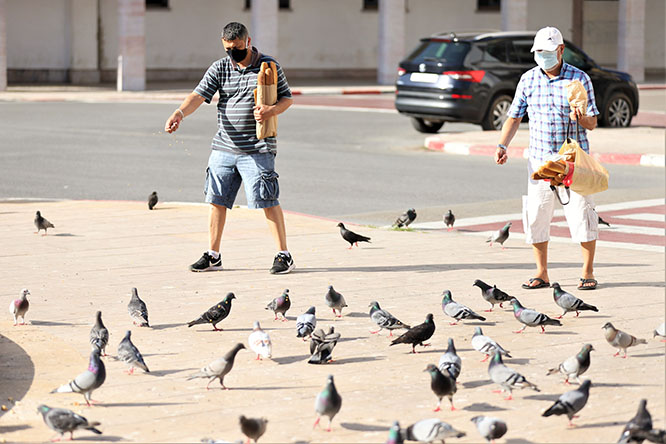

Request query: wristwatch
[{"left": 497, "top": 144, "right": 507, "bottom": 150}]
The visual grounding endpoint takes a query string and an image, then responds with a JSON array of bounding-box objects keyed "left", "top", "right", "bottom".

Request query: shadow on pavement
[
  {"left": 601, "top": 281, "right": 666, "bottom": 288},
  {"left": 0, "top": 424, "right": 31, "bottom": 434},
  {"left": 341, "top": 422, "right": 389, "bottom": 432},
  {"left": 462, "top": 380, "right": 493, "bottom": 389},
  {"left": 273, "top": 354, "right": 310, "bottom": 365},
  {"left": 30, "top": 320, "right": 85, "bottom": 326},
  {"left": 462, "top": 402, "right": 507, "bottom": 412},
  {"left": 330, "top": 356, "right": 385, "bottom": 365},
  {"left": 0, "top": 333, "right": 34, "bottom": 419},
  {"left": 74, "top": 435, "right": 126, "bottom": 441}
]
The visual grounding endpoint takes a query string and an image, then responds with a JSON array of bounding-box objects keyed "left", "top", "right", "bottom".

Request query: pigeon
[
  {"left": 89, "top": 311, "right": 109, "bottom": 356},
  {"left": 51, "top": 349, "right": 106, "bottom": 406},
  {"left": 390, "top": 313, "right": 435, "bottom": 354},
  {"left": 187, "top": 292, "right": 236, "bottom": 331},
  {"left": 470, "top": 416, "right": 507, "bottom": 443},
  {"left": 337, "top": 222, "right": 371, "bottom": 249},
  {"left": 424, "top": 364, "right": 457, "bottom": 411},
  {"left": 248, "top": 321, "right": 272, "bottom": 360},
  {"left": 551, "top": 283, "right": 598, "bottom": 318},
  {"left": 444, "top": 210, "right": 455, "bottom": 231},
  {"left": 117, "top": 330, "right": 150, "bottom": 374},
  {"left": 547, "top": 344, "right": 594, "bottom": 385},
  {"left": 314, "top": 374, "right": 342, "bottom": 432},
  {"left": 401, "top": 419, "right": 466, "bottom": 443},
  {"left": 37, "top": 405, "right": 102, "bottom": 441},
  {"left": 618, "top": 399, "right": 653, "bottom": 444},
  {"left": 148, "top": 191, "right": 158, "bottom": 210},
  {"left": 368, "top": 300, "right": 410, "bottom": 337},
  {"left": 473, "top": 279, "right": 512, "bottom": 311},
  {"left": 386, "top": 421, "right": 404, "bottom": 444},
  {"left": 598, "top": 215, "right": 611, "bottom": 227},
  {"left": 394, "top": 208, "right": 417, "bottom": 228},
  {"left": 653, "top": 322, "right": 665, "bottom": 341},
  {"left": 602, "top": 322, "right": 647, "bottom": 358},
  {"left": 265, "top": 289, "right": 290, "bottom": 321},
  {"left": 296, "top": 306, "right": 317, "bottom": 339},
  {"left": 438, "top": 338, "right": 462, "bottom": 380},
  {"left": 510, "top": 297, "right": 561, "bottom": 333},
  {"left": 486, "top": 222, "right": 511, "bottom": 249},
  {"left": 34, "top": 210, "right": 55, "bottom": 235},
  {"left": 542, "top": 379, "right": 592, "bottom": 426},
  {"left": 239, "top": 415, "right": 267, "bottom": 443},
  {"left": 441, "top": 290, "right": 486, "bottom": 325},
  {"left": 9, "top": 288, "right": 30, "bottom": 325},
  {"left": 127, "top": 287, "right": 149, "bottom": 327},
  {"left": 472, "top": 326, "right": 511, "bottom": 362},
  {"left": 325, "top": 285, "right": 348, "bottom": 318},
  {"left": 488, "top": 351, "right": 539, "bottom": 400},
  {"left": 308, "top": 326, "right": 340, "bottom": 364},
  {"left": 187, "top": 343, "right": 245, "bottom": 390}
]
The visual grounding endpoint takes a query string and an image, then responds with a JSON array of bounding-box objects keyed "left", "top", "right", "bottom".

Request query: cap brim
[{"left": 530, "top": 42, "right": 560, "bottom": 52}]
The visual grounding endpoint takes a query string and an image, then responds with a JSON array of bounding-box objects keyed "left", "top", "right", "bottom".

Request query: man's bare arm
[
  {"left": 495, "top": 117, "right": 522, "bottom": 165},
  {"left": 165, "top": 92, "right": 206, "bottom": 133}
]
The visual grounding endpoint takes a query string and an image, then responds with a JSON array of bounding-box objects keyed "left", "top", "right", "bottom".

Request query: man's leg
[
  {"left": 580, "top": 240, "right": 596, "bottom": 286},
  {"left": 531, "top": 241, "right": 550, "bottom": 284},
  {"left": 264, "top": 205, "right": 287, "bottom": 251},
  {"left": 209, "top": 203, "right": 227, "bottom": 252},
  {"left": 522, "top": 166, "right": 555, "bottom": 288}
]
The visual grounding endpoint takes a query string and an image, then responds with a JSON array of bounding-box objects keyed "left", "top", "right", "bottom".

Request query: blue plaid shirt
[{"left": 508, "top": 62, "right": 599, "bottom": 162}]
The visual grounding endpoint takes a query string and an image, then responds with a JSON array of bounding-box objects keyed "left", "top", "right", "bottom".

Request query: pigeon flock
[{"left": 6, "top": 206, "right": 665, "bottom": 443}]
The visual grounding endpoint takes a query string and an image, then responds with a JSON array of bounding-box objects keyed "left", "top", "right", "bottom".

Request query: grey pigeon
[
  {"left": 337, "top": 222, "right": 371, "bottom": 248},
  {"left": 547, "top": 344, "right": 593, "bottom": 384},
  {"left": 9, "top": 288, "right": 30, "bottom": 325},
  {"left": 488, "top": 351, "right": 539, "bottom": 400},
  {"left": 542, "top": 379, "right": 592, "bottom": 426},
  {"left": 308, "top": 326, "right": 340, "bottom": 364},
  {"left": 472, "top": 326, "right": 511, "bottom": 362},
  {"left": 444, "top": 210, "right": 455, "bottom": 231},
  {"left": 441, "top": 290, "right": 486, "bottom": 325},
  {"left": 187, "top": 343, "right": 245, "bottom": 390},
  {"left": 386, "top": 421, "right": 404, "bottom": 444},
  {"left": 127, "top": 287, "right": 149, "bottom": 327},
  {"left": 314, "top": 374, "right": 342, "bottom": 432},
  {"left": 117, "top": 330, "right": 150, "bottom": 374},
  {"left": 652, "top": 322, "right": 665, "bottom": 341},
  {"left": 34, "top": 210, "right": 55, "bottom": 235},
  {"left": 187, "top": 292, "right": 235, "bottom": 331},
  {"left": 551, "top": 283, "right": 598, "bottom": 318},
  {"left": 470, "top": 416, "right": 507, "bottom": 442},
  {"left": 51, "top": 349, "right": 106, "bottom": 406},
  {"left": 486, "top": 222, "right": 511, "bottom": 249},
  {"left": 602, "top": 322, "right": 647, "bottom": 358},
  {"left": 296, "top": 306, "right": 317, "bottom": 339},
  {"left": 265, "top": 289, "right": 290, "bottom": 321},
  {"left": 148, "top": 191, "right": 158, "bottom": 210},
  {"left": 239, "top": 415, "right": 267, "bottom": 443},
  {"left": 394, "top": 208, "right": 417, "bottom": 228},
  {"left": 325, "top": 285, "right": 348, "bottom": 318},
  {"left": 438, "top": 338, "right": 462, "bottom": 380},
  {"left": 369, "top": 300, "right": 410, "bottom": 337},
  {"left": 424, "top": 364, "right": 457, "bottom": 411},
  {"left": 618, "top": 399, "right": 653, "bottom": 444},
  {"left": 401, "top": 418, "right": 466, "bottom": 443},
  {"left": 38, "top": 404, "right": 102, "bottom": 440},
  {"left": 473, "top": 279, "right": 512, "bottom": 311},
  {"left": 510, "top": 297, "right": 561, "bottom": 333},
  {"left": 390, "top": 313, "right": 436, "bottom": 354},
  {"left": 90, "top": 311, "right": 109, "bottom": 355}
]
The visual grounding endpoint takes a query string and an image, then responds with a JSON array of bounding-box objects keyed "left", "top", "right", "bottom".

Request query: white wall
[
  {"left": 583, "top": 0, "right": 618, "bottom": 66},
  {"left": 526, "top": 0, "right": 574, "bottom": 40},
  {"left": 644, "top": 0, "right": 665, "bottom": 73}
]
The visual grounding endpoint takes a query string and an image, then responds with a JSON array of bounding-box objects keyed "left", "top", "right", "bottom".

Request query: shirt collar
[
  {"left": 538, "top": 61, "right": 571, "bottom": 81},
  {"left": 229, "top": 46, "right": 262, "bottom": 70}
]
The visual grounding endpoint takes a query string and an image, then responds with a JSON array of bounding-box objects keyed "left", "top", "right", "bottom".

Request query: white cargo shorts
[{"left": 522, "top": 158, "right": 599, "bottom": 244}]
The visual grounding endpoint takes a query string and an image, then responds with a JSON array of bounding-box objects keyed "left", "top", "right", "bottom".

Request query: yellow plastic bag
[{"left": 558, "top": 130, "right": 609, "bottom": 196}]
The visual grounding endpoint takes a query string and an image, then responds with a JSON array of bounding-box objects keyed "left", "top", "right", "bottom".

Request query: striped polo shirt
[
  {"left": 508, "top": 62, "right": 599, "bottom": 162},
  {"left": 194, "top": 47, "right": 292, "bottom": 154}
]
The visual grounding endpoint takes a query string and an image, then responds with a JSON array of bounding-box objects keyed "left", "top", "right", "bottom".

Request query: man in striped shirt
[{"left": 164, "top": 22, "right": 294, "bottom": 274}]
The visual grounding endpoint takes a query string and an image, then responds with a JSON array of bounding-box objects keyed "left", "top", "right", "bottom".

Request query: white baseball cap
[{"left": 530, "top": 26, "right": 564, "bottom": 52}]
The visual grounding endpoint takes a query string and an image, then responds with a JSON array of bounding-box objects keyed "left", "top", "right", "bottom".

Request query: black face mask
[{"left": 227, "top": 47, "right": 248, "bottom": 63}]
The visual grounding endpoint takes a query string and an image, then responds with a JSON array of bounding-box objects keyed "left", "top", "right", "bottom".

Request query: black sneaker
[
  {"left": 269, "top": 252, "right": 294, "bottom": 274},
  {"left": 189, "top": 252, "right": 223, "bottom": 272}
]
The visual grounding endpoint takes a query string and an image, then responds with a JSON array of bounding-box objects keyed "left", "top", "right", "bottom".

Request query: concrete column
[
  {"left": 0, "top": 0, "right": 6, "bottom": 91},
  {"left": 377, "top": 0, "right": 405, "bottom": 85},
  {"left": 117, "top": 0, "right": 145, "bottom": 91},
  {"left": 70, "top": 0, "right": 100, "bottom": 84},
  {"left": 251, "top": 0, "right": 278, "bottom": 57},
  {"left": 617, "top": 0, "right": 645, "bottom": 82},
  {"left": 500, "top": 0, "right": 528, "bottom": 31}
]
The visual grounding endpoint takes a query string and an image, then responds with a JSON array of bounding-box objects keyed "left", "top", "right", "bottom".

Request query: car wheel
[
  {"left": 481, "top": 95, "right": 513, "bottom": 131},
  {"left": 411, "top": 118, "right": 444, "bottom": 133},
  {"left": 601, "top": 92, "right": 633, "bottom": 127}
]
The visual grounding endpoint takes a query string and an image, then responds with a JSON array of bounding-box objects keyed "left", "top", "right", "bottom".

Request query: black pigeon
[
  {"left": 38, "top": 405, "right": 102, "bottom": 441},
  {"left": 187, "top": 292, "right": 235, "bottom": 331},
  {"left": 394, "top": 208, "right": 416, "bottom": 228},
  {"left": 34, "top": 210, "right": 55, "bottom": 235},
  {"left": 473, "top": 279, "right": 513, "bottom": 311},
  {"left": 314, "top": 374, "right": 342, "bottom": 432},
  {"left": 424, "top": 364, "right": 457, "bottom": 411},
  {"left": 148, "top": 191, "right": 158, "bottom": 210},
  {"left": 127, "top": 287, "right": 149, "bottom": 327},
  {"left": 598, "top": 215, "right": 611, "bottom": 227},
  {"left": 444, "top": 210, "right": 455, "bottom": 231},
  {"left": 390, "top": 313, "right": 435, "bottom": 354},
  {"left": 239, "top": 415, "right": 268, "bottom": 443},
  {"left": 265, "top": 289, "right": 291, "bottom": 321},
  {"left": 551, "top": 282, "right": 599, "bottom": 318},
  {"left": 542, "top": 379, "right": 592, "bottom": 427},
  {"left": 618, "top": 399, "right": 653, "bottom": 444},
  {"left": 308, "top": 326, "right": 341, "bottom": 364},
  {"left": 337, "top": 222, "right": 371, "bottom": 249}
]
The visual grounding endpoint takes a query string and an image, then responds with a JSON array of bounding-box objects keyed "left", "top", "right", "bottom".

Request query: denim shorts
[{"left": 204, "top": 150, "right": 280, "bottom": 209}]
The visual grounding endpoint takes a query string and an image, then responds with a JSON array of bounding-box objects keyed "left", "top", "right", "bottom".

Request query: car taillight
[
  {"left": 397, "top": 67, "right": 406, "bottom": 76},
  {"left": 442, "top": 70, "right": 485, "bottom": 82}
]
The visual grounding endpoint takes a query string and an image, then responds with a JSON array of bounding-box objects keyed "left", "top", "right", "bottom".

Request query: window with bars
[{"left": 244, "top": 0, "right": 291, "bottom": 9}]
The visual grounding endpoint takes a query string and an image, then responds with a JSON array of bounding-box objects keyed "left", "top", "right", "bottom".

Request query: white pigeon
[
  {"left": 471, "top": 326, "right": 511, "bottom": 362},
  {"left": 248, "top": 321, "right": 272, "bottom": 360},
  {"left": 402, "top": 418, "right": 466, "bottom": 443},
  {"left": 9, "top": 288, "right": 30, "bottom": 325},
  {"left": 654, "top": 322, "right": 665, "bottom": 341}
]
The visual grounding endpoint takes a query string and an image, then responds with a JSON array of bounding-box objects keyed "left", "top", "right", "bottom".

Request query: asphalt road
[{"left": 0, "top": 101, "right": 663, "bottom": 225}]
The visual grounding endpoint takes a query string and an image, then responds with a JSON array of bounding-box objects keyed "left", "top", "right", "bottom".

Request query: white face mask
[{"left": 534, "top": 50, "right": 559, "bottom": 71}]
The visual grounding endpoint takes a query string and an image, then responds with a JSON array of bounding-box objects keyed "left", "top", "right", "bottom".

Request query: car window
[
  {"left": 563, "top": 44, "right": 590, "bottom": 70},
  {"left": 406, "top": 40, "right": 470, "bottom": 64},
  {"left": 481, "top": 40, "right": 512, "bottom": 63},
  {"left": 510, "top": 39, "right": 535, "bottom": 64}
]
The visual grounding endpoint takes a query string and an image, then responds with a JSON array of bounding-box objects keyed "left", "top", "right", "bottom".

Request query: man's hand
[
  {"left": 165, "top": 111, "right": 183, "bottom": 133},
  {"left": 569, "top": 107, "right": 583, "bottom": 121},
  {"left": 253, "top": 104, "right": 274, "bottom": 123},
  {"left": 495, "top": 147, "right": 508, "bottom": 165}
]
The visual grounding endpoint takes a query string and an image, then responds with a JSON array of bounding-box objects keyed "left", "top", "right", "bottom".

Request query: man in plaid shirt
[{"left": 495, "top": 27, "right": 600, "bottom": 291}]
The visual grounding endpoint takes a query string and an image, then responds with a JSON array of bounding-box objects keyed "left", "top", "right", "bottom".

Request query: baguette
[
  {"left": 270, "top": 62, "right": 277, "bottom": 84},
  {"left": 265, "top": 68, "right": 273, "bottom": 85},
  {"left": 545, "top": 160, "right": 566, "bottom": 174},
  {"left": 253, "top": 88, "right": 257, "bottom": 104}
]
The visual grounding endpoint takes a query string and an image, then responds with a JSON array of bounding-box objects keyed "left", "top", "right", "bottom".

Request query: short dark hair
[{"left": 222, "top": 22, "right": 248, "bottom": 41}]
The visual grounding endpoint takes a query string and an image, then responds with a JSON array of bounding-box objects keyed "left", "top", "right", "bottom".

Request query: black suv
[{"left": 395, "top": 31, "right": 639, "bottom": 132}]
